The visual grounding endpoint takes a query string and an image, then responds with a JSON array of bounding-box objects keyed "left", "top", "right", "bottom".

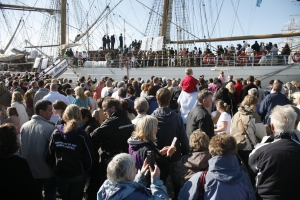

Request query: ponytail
[{"left": 64, "top": 119, "right": 79, "bottom": 133}]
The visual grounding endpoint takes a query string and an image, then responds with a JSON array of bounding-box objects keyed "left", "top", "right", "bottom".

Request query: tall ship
[{"left": 0, "top": 0, "right": 299, "bottom": 87}]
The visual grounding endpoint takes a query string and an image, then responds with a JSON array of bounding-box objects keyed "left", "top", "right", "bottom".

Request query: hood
[
  {"left": 127, "top": 136, "right": 156, "bottom": 148},
  {"left": 97, "top": 179, "right": 149, "bottom": 200},
  {"left": 207, "top": 156, "right": 244, "bottom": 184},
  {"left": 152, "top": 107, "right": 177, "bottom": 124},
  {"left": 238, "top": 106, "right": 254, "bottom": 115},
  {"left": 57, "top": 124, "right": 82, "bottom": 142}
]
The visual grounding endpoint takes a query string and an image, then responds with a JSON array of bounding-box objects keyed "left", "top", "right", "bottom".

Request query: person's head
[
  {"left": 38, "top": 80, "right": 45, "bottom": 88},
  {"left": 0, "top": 124, "right": 19, "bottom": 158},
  {"left": 147, "top": 85, "right": 157, "bottom": 96},
  {"left": 248, "top": 88, "right": 258, "bottom": 96},
  {"left": 185, "top": 68, "right": 193, "bottom": 76},
  {"left": 153, "top": 76, "right": 159, "bottom": 85},
  {"left": 286, "top": 105, "right": 300, "bottom": 129},
  {"left": 63, "top": 105, "right": 82, "bottom": 133},
  {"left": 97, "top": 98, "right": 105, "bottom": 109},
  {"left": 270, "top": 105, "right": 296, "bottom": 135},
  {"left": 220, "top": 71, "right": 224, "bottom": 75},
  {"left": 272, "top": 80, "right": 283, "bottom": 93},
  {"left": 81, "top": 107, "right": 92, "bottom": 124},
  {"left": 74, "top": 86, "right": 87, "bottom": 102},
  {"left": 53, "top": 100, "right": 67, "bottom": 118},
  {"left": 292, "top": 92, "right": 300, "bottom": 105},
  {"left": 127, "top": 86, "right": 135, "bottom": 96},
  {"left": 166, "top": 79, "right": 172, "bottom": 87},
  {"left": 209, "top": 134, "right": 237, "bottom": 157},
  {"left": 132, "top": 115, "right": 158, "bottom": 143},
  {"left": 172, "top": 79, "right": 178, "bottom": 87},
  {"left": 248, "top": 76, "right": 254, "bottom": 83},
  {"left": 50, "top": 83, "right": 58, "bottom": 91},
  {"left": 7, "top": 107, "right": 18, "bottom": 117},
  {"left": 0, "top": 82, "right": 7, "bottom": 93},
  {"left": 107, "top": 153, "right": 137, "bottom": 184},
  {"left": 105, "top": 80, "right": 112, "bottom": 87},
  {"left": 102, "top": 98, "right": 121, "bottom": 117},
  {"left": 84, "top": 90, "right": 92, "bottom": 97},
  {"left": 134, "top": 97, "right": 149, "bottom": 114},
  {"left": 65, "top": 88, "right": 73, "bottom": 95},
  {"left": 156, "top": 88, "right": 171, "bottom": 107},
  {"left": 118, "top": 88, "right": 127, "bottom": 98},
  {"left": 141, "top": 83, "right": 148, "bottom": 92},
  {"left": 254, "top": 79, "right": 261, "bottom": 87},
  {"left": 31, "top": 81, "right": 38, "bottom": 89},
  {"left": 225, "top": 82, "right": 235, "bottom": 94},
  {"left": 117, "top": 81, "right": 125, "bottom": 88},
  {"left": 189, "top": 129, "right": 209, "bottom": 151},
  {"left": 214, "top": 79, "right": 222, "bottom": 88},
  {"left": 198, "top": 89, "right": 213, "bottom": 109},
  {"left": 12, "top": 92, "right": 23, "bottom": 103},
  {"left": 35, "top": 100, "right": 53, "bottom": 120},
  {"left": 228, "top": 75, "right": 233, "bottom": 81},
  {"left": 241, "top": 95, "right": 258, "bottom": 109},
  {"left": 215, "top": 100, "right": 230, "bottom": 113},
  {"left": 12, "top": 81, "right": 19, "bottom": 88}
]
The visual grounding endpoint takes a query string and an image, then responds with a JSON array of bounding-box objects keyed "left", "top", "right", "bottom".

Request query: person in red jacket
[{"left": 234, "top": 78, "right": 243, "bottom": 103}]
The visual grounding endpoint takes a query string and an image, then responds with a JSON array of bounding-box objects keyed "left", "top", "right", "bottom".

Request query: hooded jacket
[
  {"left": 91, "top": 110, "right": 134, "bottom": 162},
  {"left": 152, "top": 107, "right": 190, "bottom": 162},
  {"left": 97, "top": 173, "right": 169, "bottom": 200},
  {"left": 178, "top": 156, "right": 255, "bottom": 200},
  {"left": 45, "top": 124, "right": 93, "bottom": 179}
]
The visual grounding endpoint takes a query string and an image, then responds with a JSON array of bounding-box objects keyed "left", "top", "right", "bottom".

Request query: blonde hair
[
  {"left": 226, "top": 82, "right": 236, "bottom": 94},
  {"left": 12, "top": 92, "right": 24, "bottom": 103},
  {"left": 241, "top": 95, "right": 258, "bottom": 107},
  {"left": 62, "top": 105, "right": 82, "bottom": 133},
  {"left": 74, "top": 86, "right": 87, "bottom": 102},
  {"left": 0, "top": 82, "right": 7, "bottom": 94},
  {"left": 84, "top": 90, "right": 92, "bottom": 97},
  {"left": 185, "top": 68, "right": 193, "bottom": 75},
  {"left": 189, "top": 129, "right": 209, "bottom": 151},
  {"left": 132, "top": 115, "right": 157, "bottom": 143}
]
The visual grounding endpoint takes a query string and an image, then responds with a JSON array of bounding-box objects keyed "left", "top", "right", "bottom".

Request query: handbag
[
  {"left": 197, "top": 170, "right": 208, "bottom": 200},
  {"left": 239, "top": 119, "right": 255, "bottom": 149}
]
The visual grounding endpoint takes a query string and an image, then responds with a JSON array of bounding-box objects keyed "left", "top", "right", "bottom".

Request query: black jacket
[
  {"left": 45, "top": 125, "right": 94, "bottom": 179},
  {"left": 82, "top": 117, "right": 100, "bottom": 137},
  {"left": 186, "top": 104, "right": 214, "bottom": 139},
  {"left": 249, "top": 132, "right": 300, "bottom": 199},
  {"left": 90, "top": 110, "right": 134, "bottom": 162},
  {"left": 241, "top": 83, "right": 258, "bottom": 101},
  {"left": 152, "top": 107, "right": 190, "bottom": 162}
]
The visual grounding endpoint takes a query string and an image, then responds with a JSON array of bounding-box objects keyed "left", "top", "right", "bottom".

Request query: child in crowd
[{"left": 181, "top": 68, "right": 199, "bottom": 93}]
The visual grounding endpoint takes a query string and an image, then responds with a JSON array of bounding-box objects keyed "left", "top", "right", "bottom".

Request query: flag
[{"left": 256, "top": 0, "right": 262, "bottom": 7}]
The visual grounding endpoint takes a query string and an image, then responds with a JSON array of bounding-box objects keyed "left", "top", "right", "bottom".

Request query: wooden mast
[{"left": 61, "top": 0, "right": 66, "bottom": 56}]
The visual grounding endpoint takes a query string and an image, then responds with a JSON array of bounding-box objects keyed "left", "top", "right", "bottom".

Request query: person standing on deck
[
  {"left": 110, "top": 35, "right": 115, "bottom": 50},
  {"left": 106, "top": 35, "right": 111, "bottom": 50},
  {"left": 102, "top": 35, "right": 106, "bottom": 50},
  {"left": 119, "top": 33, "right": 123, "bottom": 49}
]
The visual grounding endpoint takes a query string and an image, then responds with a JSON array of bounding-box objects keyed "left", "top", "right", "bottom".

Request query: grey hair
[
  {"left": 117, "top": 81, "right": 125, "bottom": 88},
  {"left": 270, "top": 105, "right": 297, "bottom": 135},
  {"left": 248, "top": 88, "right": 258, "bottom": 96},
  {"left": 118, "top": 88, "right": 127, "bottom": 98},
  {"left": 107, "top": 153, "right": 134, "bottom": 184},
  {"left": 134, "top": 97, "right": 149, "bottom": 113},
  {"left": 50, "top": 83, "right": 58, "bottom": 91}
]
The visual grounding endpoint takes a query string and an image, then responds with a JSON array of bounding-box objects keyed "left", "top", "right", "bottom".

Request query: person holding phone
[
  {"left": 97, "top": 153, "right": 169, "bottom": 200},
  {"left": 128, "top": 115, "right": 176, "bottom": 184}
]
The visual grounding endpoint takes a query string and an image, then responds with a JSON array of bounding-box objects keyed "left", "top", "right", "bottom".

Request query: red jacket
[{"left": 234, "top": 82, "right": 243, "bottom": 103}]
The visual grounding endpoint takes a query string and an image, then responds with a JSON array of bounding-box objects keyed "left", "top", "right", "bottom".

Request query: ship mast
[{"left": 61, "top": 0, "right": 67, "bottom": 56}]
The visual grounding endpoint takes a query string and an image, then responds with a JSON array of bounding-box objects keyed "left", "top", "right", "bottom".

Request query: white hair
[
  {"left": 107, "top": 153, "right": 134, "bottom": 184},
  {"left": 270, "top": 105, "right": 297, "bottom": 134},
  {"left": 292, "top": 92, "right": 300, "bottom": 105},
  {"left": 134, "top": 97, "right": 149, "bottom": 113}
]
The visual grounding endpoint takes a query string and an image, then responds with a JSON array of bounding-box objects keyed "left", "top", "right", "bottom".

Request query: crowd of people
[{"left": 0, "top": 68, "right": 300, "bottom": 200}]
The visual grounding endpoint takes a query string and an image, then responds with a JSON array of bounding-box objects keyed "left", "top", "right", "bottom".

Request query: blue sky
[{"left": 0, "top": 0, "right": 299, "bottom": 54}]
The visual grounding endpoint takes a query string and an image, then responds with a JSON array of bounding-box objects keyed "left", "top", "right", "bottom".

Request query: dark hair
[
  {"left": 81, "top": 107, "right": 92, "bottom": 119},
  {"left": 273, "top": 80, "right": 283, "bottom": 92},
  {"left": 7, "top": 107, "right": 19, "bottom": 117},
  {"left": 103, "top": 98, "right": 121, "bottom": 110},
  {"left": 65, "top": 88, "right": 73, "bottom": 95},
  {"left": 53, "top": 100, "right": 67, "bottom": 112},
  {"left": 35, "top": 100, "right": 52, "bottom": 115},
  {"left": 147, "top": 85, "right": 157, "bottom": 96},
  {"left": 97, "top": 98, "right": 104, "bottom": 109},
  {"left": 127, "top": 86, "right": 135, "bottom": 95},
  {"left": 38, "top": 80, "right": 44, "bottom": 87},
  {"left": 198, "top": 89, "right": 213, "bottom": 103},
  {"left": 0, "top": 124, "right": 19, "bottom": 158},
  {"left": 120, "top": 99, "right": 134, "bottom": 114}
]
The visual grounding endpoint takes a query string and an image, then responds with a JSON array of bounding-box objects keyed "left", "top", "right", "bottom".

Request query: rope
[
  {"left": 211, "top": 0, "right": 224, "bottom": 36},
  {"left": 230, "top": 0, "right": 245, "bottom": 36}
]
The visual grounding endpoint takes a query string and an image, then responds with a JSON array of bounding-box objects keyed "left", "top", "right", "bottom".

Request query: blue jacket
[
  {"left": 258, "top": 92, "right": 290, "bottom": 125},
  {"left": 178, "top": 156, "right": 255, "bottom": 200},
  {"left": 97, "top": 173, "right": 169, "bottom": 200}
]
